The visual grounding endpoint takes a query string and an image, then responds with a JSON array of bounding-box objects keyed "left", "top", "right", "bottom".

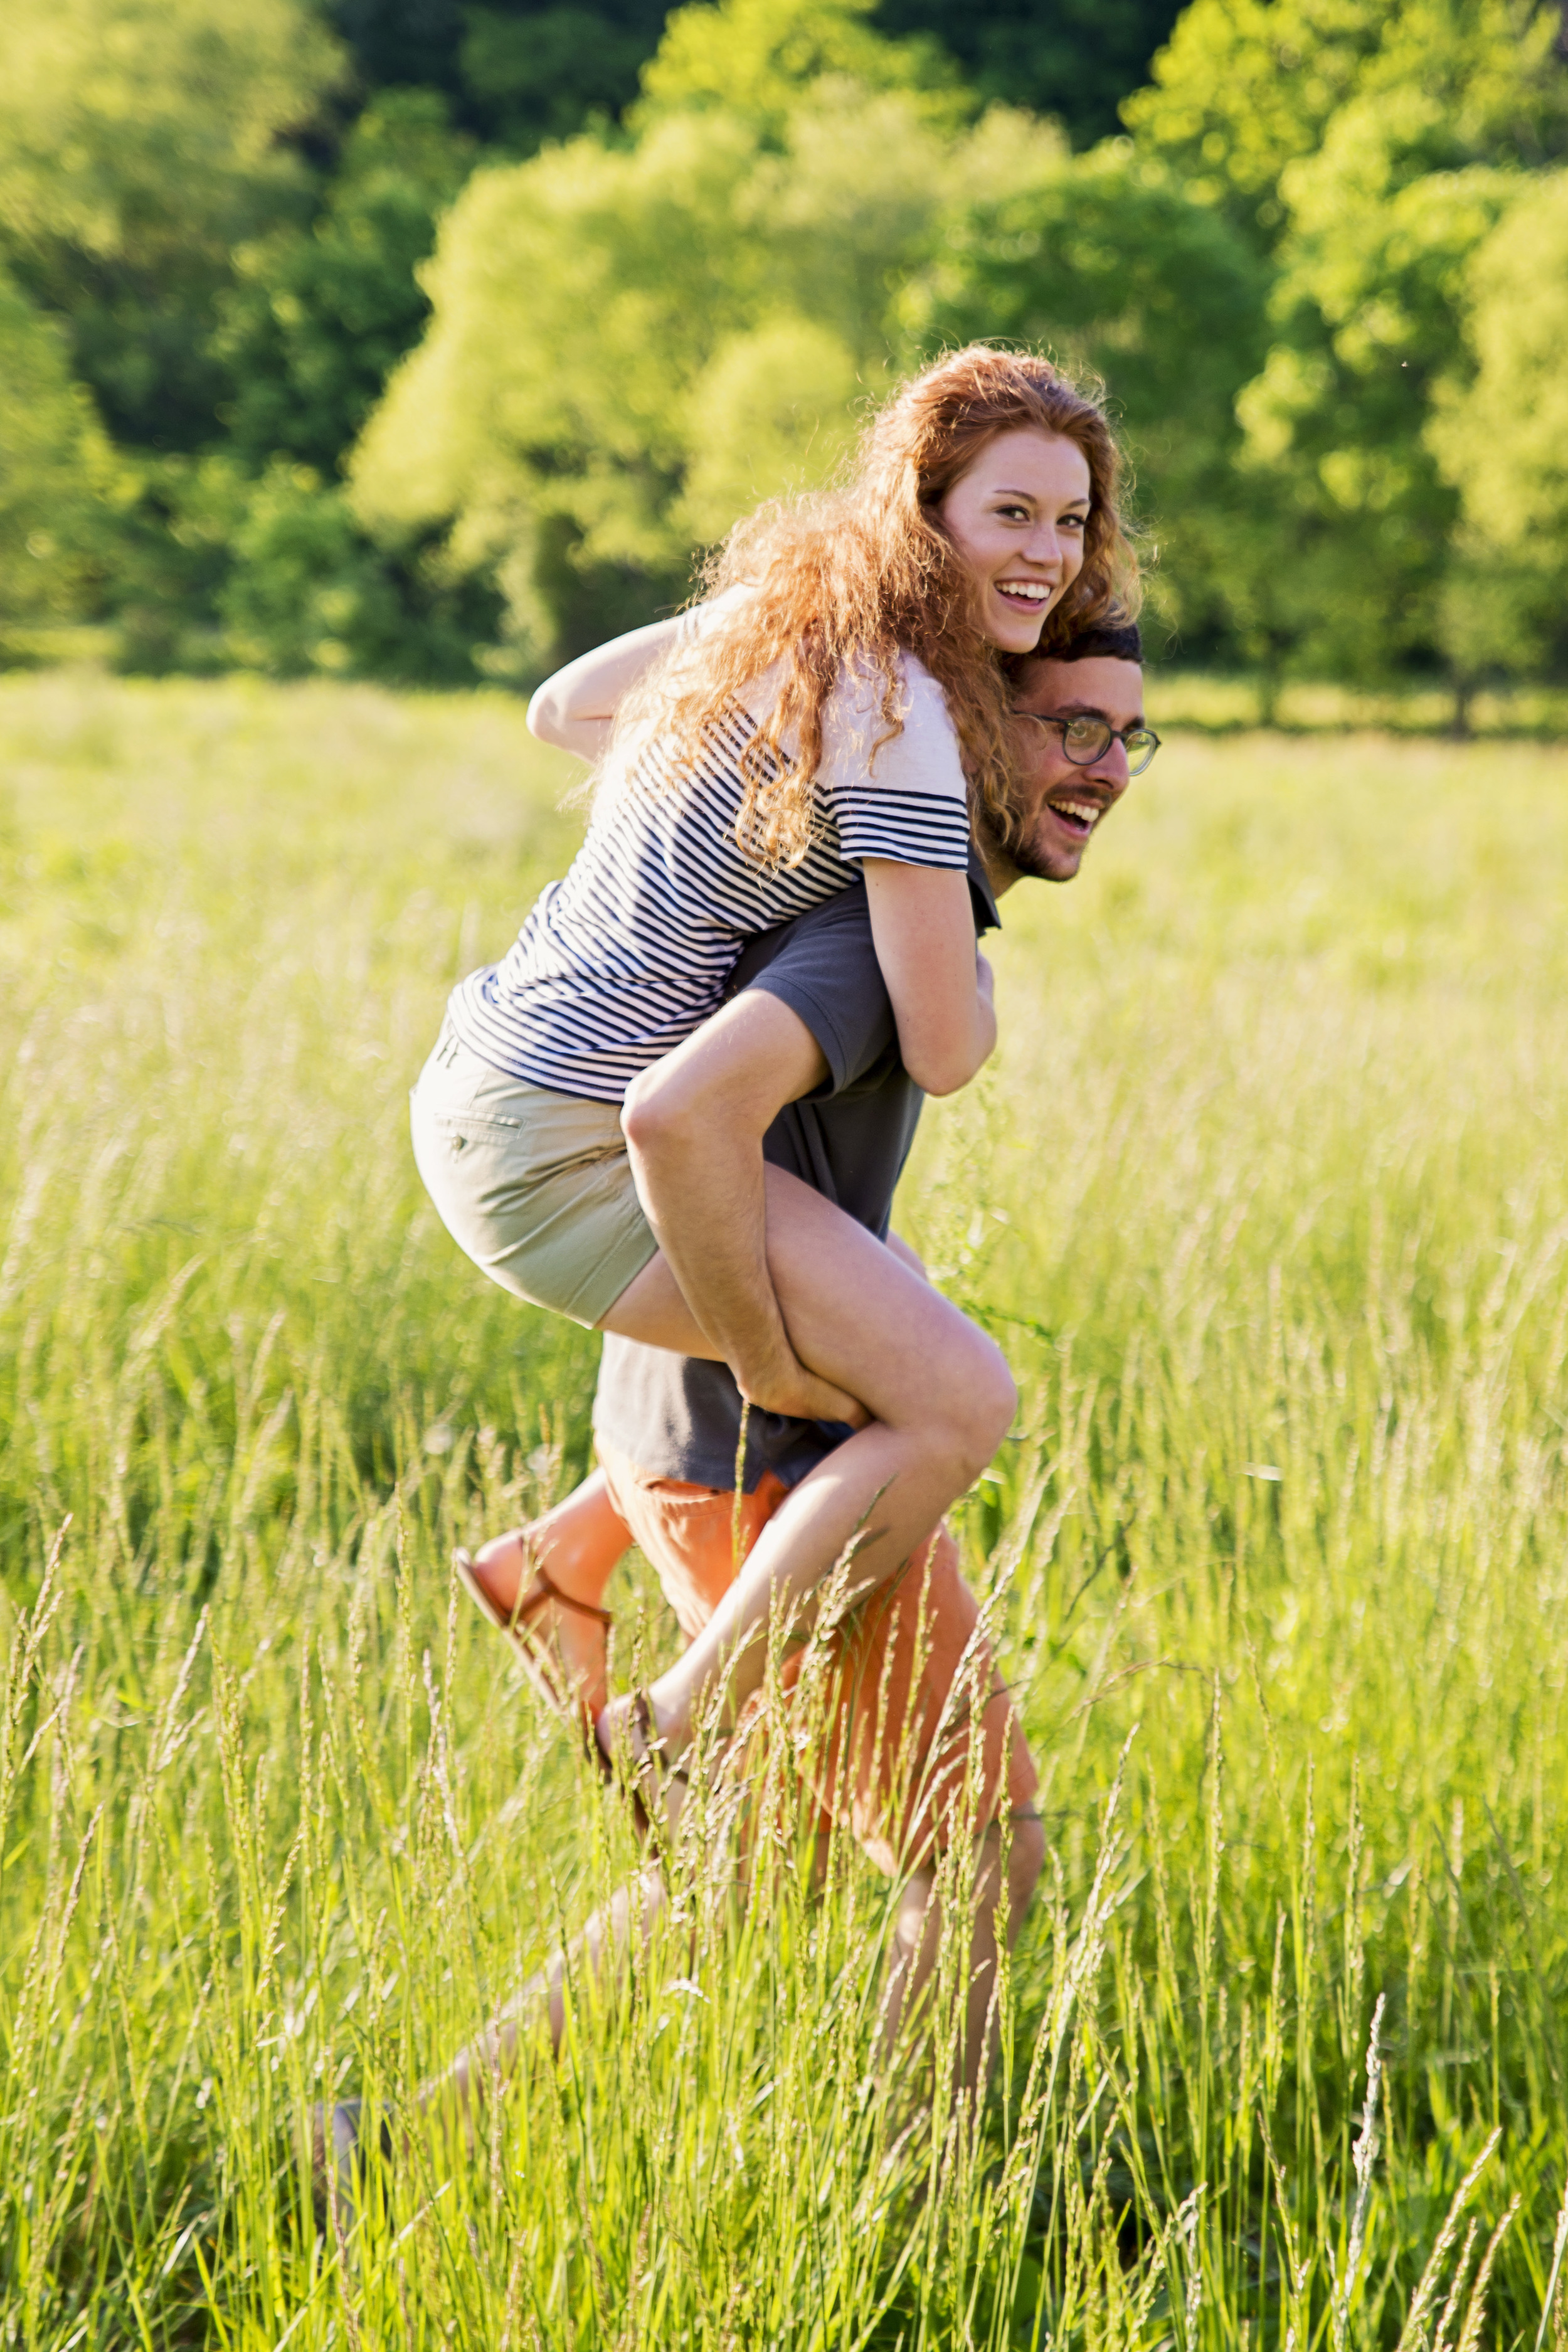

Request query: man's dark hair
[
  {"left": 1000, "top": 615, "right": 1142, "bottom": 689},
  {"left": 1047, "top": 615, "right": 1142, "bottom": 664}
]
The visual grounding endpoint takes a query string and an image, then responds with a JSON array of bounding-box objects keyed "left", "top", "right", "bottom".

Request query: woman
[{"left": 411, "top": 344, "right": 1136, "bottom": 1799}]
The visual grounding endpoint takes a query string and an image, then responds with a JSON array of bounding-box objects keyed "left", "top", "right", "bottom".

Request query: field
[{"left": 2, "top": 669, "right": 1567, "bottom": 2350}]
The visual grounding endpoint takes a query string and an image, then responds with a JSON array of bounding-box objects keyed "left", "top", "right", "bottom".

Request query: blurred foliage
[
  {"left": 214, "top": 92, "right": 475, "bottom": 474},
  {"left": 1427, "top": 169, "right": 1568, "bottom": 682},
  {"left": 322, "top": 0, "right": 1182, "bottom": 151},
  {"left": 879, "top": 0, "right": 1184, "bottom": 147},
  {"left": 0, "top": 0, "right": 1564, "bottom": 696},
  {"left": 352, "top": 69, "right": 1061, "bottom": 665},
  {"left": 0, "top": 0, "right": 342, "bottom": 450},
  {"left": 0, "top": 271, "right": 125, "bottom": 626},
  {"left": 899, "top": 145, "right": 1270, "bottom": 652},
  {"left": 1123, "top": 0, "right": 1568, "bottom": 246},
  {"left": 637, "top": 0, "right": 963, "bottom": 129},
  {"left": 1123, "top": 0, "right": 1568, "bottom": 694}
]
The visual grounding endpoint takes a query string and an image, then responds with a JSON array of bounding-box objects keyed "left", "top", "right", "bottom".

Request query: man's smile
[{"left": 1046, "top": 793, "right": 1104, "bottom": 837}]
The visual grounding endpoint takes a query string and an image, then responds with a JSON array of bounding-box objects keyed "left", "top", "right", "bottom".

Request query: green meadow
[{"left": 2, "top": 670, "right": 1566, "bottom": 2349}]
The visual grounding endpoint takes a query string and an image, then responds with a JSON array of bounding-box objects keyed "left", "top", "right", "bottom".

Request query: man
[
  {"left": 315, "top": 620, "right": 1153, "bottom": 2195},
  {"left": 447, "top": 623, "right": 1152, "bottom": 2066}
]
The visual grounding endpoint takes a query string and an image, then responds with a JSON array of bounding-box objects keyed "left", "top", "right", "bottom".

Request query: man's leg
[
  {"left": 880, "top": 1814, "right": 1046, "bottom": 2103},
  {"left": 420, "top": 1463, "right": 786, "bottom": 2137},
  {"left": 795, "top": 1524, "right": 1044, "bottom": 2105},
  {"left": 421, "top": 1860, "right": 672, "bottom": 2145},
  {"left": 426, "top": 1469, "right": 1042, "bottom": 2136}
]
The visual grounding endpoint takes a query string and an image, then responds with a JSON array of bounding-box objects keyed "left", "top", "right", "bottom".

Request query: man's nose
[{"left": 1083, "top": 741, "right": 1130, "bottom": 796}]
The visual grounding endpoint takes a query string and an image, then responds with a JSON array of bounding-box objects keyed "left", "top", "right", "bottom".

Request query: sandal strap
[{"left": 515, "top": 1557, "right": 615, "bottom": 1633}]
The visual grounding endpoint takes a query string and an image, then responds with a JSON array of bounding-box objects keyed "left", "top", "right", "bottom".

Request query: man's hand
[{"left": 620, "top": 990, "right": 867, "bottom": 1426}]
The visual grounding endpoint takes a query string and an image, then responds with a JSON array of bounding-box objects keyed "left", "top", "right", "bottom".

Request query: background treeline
[{"left": 2, "top": 0, "right": 1566, "bottom": 706}]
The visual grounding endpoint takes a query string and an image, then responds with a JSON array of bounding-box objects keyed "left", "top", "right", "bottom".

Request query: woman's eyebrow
[{"left": 990, "top": 485, "right": 1091, "bottom": 501}]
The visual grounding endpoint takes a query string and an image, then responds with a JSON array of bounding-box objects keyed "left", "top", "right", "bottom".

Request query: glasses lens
[
  {"left": 1124, "top": 729, "right": 1159, "bottom": 775},
  {"left": 1062, "top": 718, "right": 1112, "bottom": 763}
]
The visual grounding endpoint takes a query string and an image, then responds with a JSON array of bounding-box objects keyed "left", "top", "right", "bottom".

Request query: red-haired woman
[{"left": 410, "top": 344, "right": 1137, "bottom": 1796}]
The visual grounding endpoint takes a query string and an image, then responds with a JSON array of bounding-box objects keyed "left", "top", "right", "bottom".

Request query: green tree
[
  {"left": 458, "top": 0, "right": 687, "bottom": 148},
  {"left": 1125, "top": 1, "right": 1568, "bottom": 697},
  {"left": 1226, "top": 83, "right": 1530, "bottom": 697},
  {"left": 879, "top": 0, "right": 1183, "bottom": 147},
  {"left": 325, "top": 0, "right": 1184, "bottom": 154},
  {"left": 637, "top": 0, "right": 959, "bottom": 129},
  {"left": 218, "top": 462, "right": 502, "bottom": 682},
  {"left": 1427, "top": 168, "right": 1568, "bottom": 684},
  {"left": 0, "top": 0, "right": 342, "bottom": 449},
  {"left": 351, "top": 0, "right": 1052, "bottom": 667},
  {"left": 899, "top": 144, "right": 1269, "bottom": 652},
  {"left": 213, "top": 92, "right": 475, "bottom": 474},
  {"left": 1125, "top": 0, "right": 1568, "bottom": 247},
  {"left": 0, "top": 270, "right": 121, "bottom": 627}
]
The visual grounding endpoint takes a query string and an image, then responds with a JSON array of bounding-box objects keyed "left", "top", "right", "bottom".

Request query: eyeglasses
[{"left": 1012, "top": 711, "right": 1162, "bottom": 776}]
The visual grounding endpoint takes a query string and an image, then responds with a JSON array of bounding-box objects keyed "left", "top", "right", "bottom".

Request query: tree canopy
[{"left": 0, "top": 0, "right": 1563, "bottom": 696}]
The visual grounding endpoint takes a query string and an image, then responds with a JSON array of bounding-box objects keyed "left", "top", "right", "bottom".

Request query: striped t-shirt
[{"left": 448, "top": 638, "right": 972, "bottom": 1103}]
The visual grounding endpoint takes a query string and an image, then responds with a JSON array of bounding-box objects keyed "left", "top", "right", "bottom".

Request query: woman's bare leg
[
  {"left": 469, "top": 1470, "right": 630, "bottom": 1722},
  {"left": 597, "top": 1170, "right": 1016, "bottom": 1756}
]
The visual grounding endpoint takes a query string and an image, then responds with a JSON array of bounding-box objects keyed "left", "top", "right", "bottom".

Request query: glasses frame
[{"left": 1012, "top": 710, "right": 1162, "bottom": 776}]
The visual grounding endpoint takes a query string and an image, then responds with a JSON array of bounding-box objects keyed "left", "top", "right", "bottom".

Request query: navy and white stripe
[{"left": 448, "top": 657, "right": 971, "bottom": 1103}]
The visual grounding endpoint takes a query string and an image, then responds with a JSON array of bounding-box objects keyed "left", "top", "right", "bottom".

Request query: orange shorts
[{"left": 596, "top": 1441, "right": 1039, "bottom": 1876}]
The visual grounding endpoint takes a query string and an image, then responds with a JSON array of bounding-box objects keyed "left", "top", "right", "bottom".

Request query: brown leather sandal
[{"left": 455, "top": 1544, "right": 613, "bottom": 1729}]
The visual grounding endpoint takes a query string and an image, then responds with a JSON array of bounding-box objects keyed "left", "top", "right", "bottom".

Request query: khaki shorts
[
  {"left": 410, "top": 1020, "right": 657, "bottom": 1328},
  {"left": 597, "top": 1441, "right": 1040, "bottom": 1875}
]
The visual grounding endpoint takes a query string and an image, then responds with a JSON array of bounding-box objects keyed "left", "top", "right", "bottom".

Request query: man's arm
[{"left": 620, "top": 991, "right": 866, "bottom": 1427}]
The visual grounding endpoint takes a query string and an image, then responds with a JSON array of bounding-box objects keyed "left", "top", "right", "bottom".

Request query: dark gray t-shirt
[{"left": 591, "top": 854, "right": 1000, "bottom": 1490}]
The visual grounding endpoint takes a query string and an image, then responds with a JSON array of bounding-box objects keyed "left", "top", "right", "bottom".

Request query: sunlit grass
[{"left": 2, "top": 674, "right": 1566, "bottom": 2348}]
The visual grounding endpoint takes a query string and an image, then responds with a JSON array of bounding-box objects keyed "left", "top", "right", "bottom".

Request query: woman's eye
[{"left": 1061, "top": 512, "right": 1088, "bottom": 532}]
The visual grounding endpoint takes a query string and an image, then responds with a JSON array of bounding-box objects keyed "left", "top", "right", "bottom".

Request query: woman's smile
[{"left": 938, "top": 426, "right": 1093, "bottom": 652}]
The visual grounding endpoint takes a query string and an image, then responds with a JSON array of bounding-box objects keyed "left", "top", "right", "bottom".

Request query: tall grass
[{"left": 1, "top": 674, "right": 1565, "bottom": 2348}]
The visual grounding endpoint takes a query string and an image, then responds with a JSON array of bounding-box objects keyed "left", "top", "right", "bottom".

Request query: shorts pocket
[{"left": 425, "top": 1109, "right": 526, "bottom": 1145}]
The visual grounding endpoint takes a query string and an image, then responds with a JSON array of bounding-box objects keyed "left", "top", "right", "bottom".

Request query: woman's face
[{"left": 937, "top": 427, "right": 1093, "bottom": 652}]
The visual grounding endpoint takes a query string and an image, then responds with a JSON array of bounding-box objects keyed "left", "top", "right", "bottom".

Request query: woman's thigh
[{"left": 603, "top": 1167, "right": 1006, "bottom": 1432}]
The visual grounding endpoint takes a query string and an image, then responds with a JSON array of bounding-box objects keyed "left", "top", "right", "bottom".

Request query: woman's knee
[{"left": 935, "top": 1328, "right": 1017, "bottom": 1474}]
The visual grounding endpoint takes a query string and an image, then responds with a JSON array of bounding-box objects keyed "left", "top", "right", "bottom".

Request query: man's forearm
[
  {"left": 618, "top": 990, "right": 834, "bottom": 1412},
  {"left": 623, "top": 1117, "right": 797, "bottom": 1395}
]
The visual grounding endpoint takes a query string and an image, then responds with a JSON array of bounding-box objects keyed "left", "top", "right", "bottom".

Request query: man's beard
[{"left": 1005, "top": 822, "right": 1076, "bottom": 884}]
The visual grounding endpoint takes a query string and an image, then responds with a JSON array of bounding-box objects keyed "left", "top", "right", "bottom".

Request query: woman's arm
[
  {"left": 526, "top": 613, "right": 687, "bottom": 760},
  {"left": 862, "top": 861, "right": 997, "bottom": 1096}
]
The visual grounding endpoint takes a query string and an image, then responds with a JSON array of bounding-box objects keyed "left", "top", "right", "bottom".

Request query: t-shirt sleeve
[
  {"left": 728, "top": 885, "right": 898, "bottom": 1094},
  {"left": 675, "top": 583, "right": 752, "bottom": 643},
  {"left": 820, "top": 654, "right": 972, "bottom": 872}
]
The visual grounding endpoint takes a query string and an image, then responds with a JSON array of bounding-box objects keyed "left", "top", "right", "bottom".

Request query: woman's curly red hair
[{"left": 612, "top": 344, "right": 1138, "bottom": 869}]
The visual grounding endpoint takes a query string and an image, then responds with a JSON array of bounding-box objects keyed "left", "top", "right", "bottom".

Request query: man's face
[{"left": 1002, "top": 656, "right": 1145, "bottom": 884}]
